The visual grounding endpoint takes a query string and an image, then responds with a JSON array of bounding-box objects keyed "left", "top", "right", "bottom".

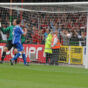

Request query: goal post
[
  {"left": 85, "top": 13, "right": 88, "bottom": 69},
  {"left": 0, "top": 2, "right": 88, "bottom": 68}
]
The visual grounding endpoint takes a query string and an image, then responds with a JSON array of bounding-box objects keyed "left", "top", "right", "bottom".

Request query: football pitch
[{"left": 0, "top": 63, "right": 88, "bottom": 88}]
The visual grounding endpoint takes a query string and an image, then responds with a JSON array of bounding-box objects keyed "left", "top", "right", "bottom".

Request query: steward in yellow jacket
[{"left": 44, "top": 32, "right": 52, "bottom": 64}]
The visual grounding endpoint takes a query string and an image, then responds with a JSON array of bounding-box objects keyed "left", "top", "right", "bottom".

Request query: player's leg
[
  {"left": 0, "top": 41, "right": 13, "bottom": 64},
  {"left": 22, "top": 50, "right": 29, "bottom": 66},
  {"left": 10, "top": 51, "right": 28, "bottom": 66},
  {"left": 0, "top": 47, "right": 8, "bottom": 64},
  {"left": 10, "top": 52, "right": 21, "bottom": 65},
  {"left": 14, "top": 54, "right": 17, "bottom": 64},
  {"left": 14, "top": 49, "right": 18, "bottom": 64},
  {"left": 19, "top": 43, "right": 29, "bottom": 66},
  {"left": 14, "top": 43, "right": 24, "bottom": 64},
  {"left": 10, "top": 43, "right": 20, "bottom": 65},
  {"left": 10, "top": 43, "right": 29, "bottom": 66}
]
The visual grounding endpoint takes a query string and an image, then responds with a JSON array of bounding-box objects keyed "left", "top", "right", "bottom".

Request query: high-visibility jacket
[
  {"left": 51, "top": 34, "right": 61, "bottom": 49},
  {"left": 44, "top": 34, "right": 52, "bottom": 54}
]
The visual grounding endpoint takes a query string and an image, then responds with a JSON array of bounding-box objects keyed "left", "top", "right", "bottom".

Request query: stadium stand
[{"left": 0, "top": 7, "right": 86, "bottom": 46}]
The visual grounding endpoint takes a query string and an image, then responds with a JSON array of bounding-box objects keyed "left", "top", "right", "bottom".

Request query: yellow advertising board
[
  {"left": 59, "top": 46, "right": 83, "bottom": 64},
  {"left": 59, "top": 46, "right": 69, "bottom": 63},
  {"left": 70, "top": 46, "right": 83, "bottom": 64}
]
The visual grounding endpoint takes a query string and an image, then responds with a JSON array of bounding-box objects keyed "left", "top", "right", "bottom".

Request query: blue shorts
[{"left": 14, "top": 43, "right": 23, "bottom": 52}]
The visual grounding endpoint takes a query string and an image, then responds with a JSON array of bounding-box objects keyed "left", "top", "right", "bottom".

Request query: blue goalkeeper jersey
[{"left": 12, "top": 25, "right": 24, "bottom": 44}]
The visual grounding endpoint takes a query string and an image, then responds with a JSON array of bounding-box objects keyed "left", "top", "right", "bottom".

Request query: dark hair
[{"left": 16, "top": 19, "right": 21, "bottom": 24}]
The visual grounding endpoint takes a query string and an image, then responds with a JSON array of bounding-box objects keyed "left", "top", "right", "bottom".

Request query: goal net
[{"left": 0, "top": 2, "right": 88, "bottom": 68}]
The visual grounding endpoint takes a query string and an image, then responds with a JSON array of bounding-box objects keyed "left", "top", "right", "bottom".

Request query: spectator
[
  {"left": 70, "top": 30, "right": 79, "bottom": 46},
  {"left": 79, "top": 32, "right": 86, "bottom": 46},
  {"left": 37, "top": 30, "right": 43, "bottom": 44},
  {"left": 44, "top": 28, "right": 49, "bottom": 41},
  {"left": 25, "top": 24, "right": 32, "bottom": 44},
  {"left": 60, "top": 29, "right": 71, "bottom": 45},
  {"left": 0, "top": 24, "right": 7, "bottom": 41},
  {"left": 32, "top": 26, "right": 38, "bottom": 44}
]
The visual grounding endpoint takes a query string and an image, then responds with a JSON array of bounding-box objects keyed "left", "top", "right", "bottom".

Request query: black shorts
[{"left": 5, "top": 40, "right": 16, "bottom": 50}]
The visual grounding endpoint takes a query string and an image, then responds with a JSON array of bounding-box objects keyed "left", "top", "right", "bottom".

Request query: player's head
[
  {"left": 13, "top": 19, "right": 17, "bottom": 26},
  {"left": 16, "top": 19, "right": 21, "bottom": 25}
]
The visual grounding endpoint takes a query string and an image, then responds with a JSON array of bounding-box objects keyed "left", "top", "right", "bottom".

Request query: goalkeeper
[
  {"left": 0, "top": 19, "right": 16, "bottom": 64},
  {"left": 0, "top": 19, "right": 26, "bottom": 64}
]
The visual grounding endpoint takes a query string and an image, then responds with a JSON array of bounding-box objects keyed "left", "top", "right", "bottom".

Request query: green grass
[{"left": 0, "top": 63, "right": 88, "bottom": 88}]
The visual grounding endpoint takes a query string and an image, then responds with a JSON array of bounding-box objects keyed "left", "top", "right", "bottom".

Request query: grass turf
[{"left": 0, "top": 63, "right": 88, "bottom": 88}]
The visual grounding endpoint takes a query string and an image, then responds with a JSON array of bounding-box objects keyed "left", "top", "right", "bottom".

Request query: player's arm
[
  {"left": 22, "top": 28, "right": 27, "bottom": 36},
  {"left": 20, "top": 27, "right": 27, "bottom": 36},
  {"left": 1, "top": 26, "right": 10, "bottom": 34}
]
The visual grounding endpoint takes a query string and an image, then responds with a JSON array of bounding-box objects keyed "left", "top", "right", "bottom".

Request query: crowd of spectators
[{"left": 0, "top": 7, "right": 87, "bottom": 46}]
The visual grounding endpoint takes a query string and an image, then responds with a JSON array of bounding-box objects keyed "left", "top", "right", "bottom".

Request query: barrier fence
[
  {"left": 0, "top": 43, "right": 83, "bottom": 64},
  {"left": 59, "top": 46, "right": 69, "bottom": 63},
  {"left": 70, "top": 46, "right": 83, "bottom": 64}
]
